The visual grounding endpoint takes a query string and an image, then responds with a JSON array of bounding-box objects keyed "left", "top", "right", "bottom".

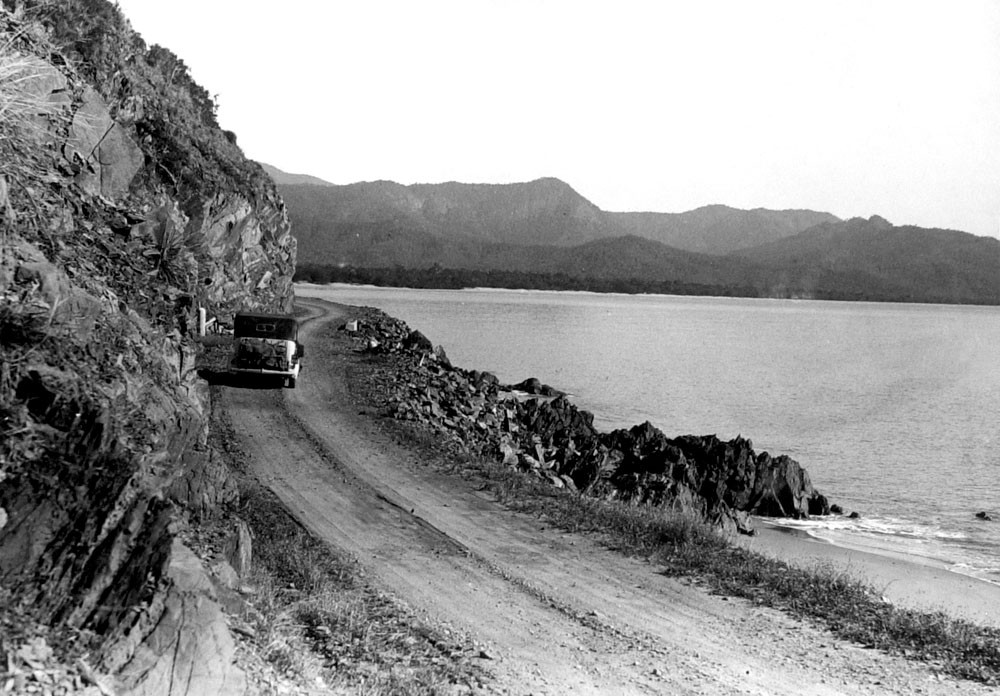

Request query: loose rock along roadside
[{"left": 219, "top": 297, "right": 991, "bottom": 695}]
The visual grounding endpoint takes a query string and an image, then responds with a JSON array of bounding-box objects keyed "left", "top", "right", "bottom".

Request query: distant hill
[
  {"left": 273, "top": 170, "right": 1000, "bottom": 305},
  {"left": 469, "top": 235, "right": 763, "bottom": 288},
  {"left": 733, "top": 216, "right": 1000, "bottom": 304},
  {"left": 261, "top": 162, "right": 336, "bottom": 187},
  {"left": 408, "top": 178, "right": 607, "bottom": 246},
  {"left": 607, "top": 205, "right": 840, "bottom": 254},
  {"left": 268, "top": 172, "right": 838, "bottom": 259},
  {"left": 275, "top": 176, "right": 609, "bottom": 253}
]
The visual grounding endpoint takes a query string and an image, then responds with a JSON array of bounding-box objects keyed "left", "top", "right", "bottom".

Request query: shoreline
[
  {"left": 309, "top": 291, "right": 1000, "bottom": 632},
  {"left": 745, "top": 520, "right": 1000, "bottom": 629}
]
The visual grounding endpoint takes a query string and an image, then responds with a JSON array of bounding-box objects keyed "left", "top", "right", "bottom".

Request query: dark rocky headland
[{"left": 344, "top": 308, "right": 832, "bottom": 536}]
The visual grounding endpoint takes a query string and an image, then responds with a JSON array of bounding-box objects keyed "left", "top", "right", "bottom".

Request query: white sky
[{"left": 114, "top": 0, "right": 1000, "bottom": 238}]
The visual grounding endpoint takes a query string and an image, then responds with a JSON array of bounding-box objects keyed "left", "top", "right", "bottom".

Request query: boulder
[
  {"left": 747, "top": 453, "right": 814, "bottom": 518},
  {"left": 807, "top": 491, "right": 831, "bottom": 516},
  {"left": 433, "top": 344, "right": 452, "bottom": 368},
  {"left": 11, "top": 56, "right": 70, "bottom": 142},
  {"left": 15, "top": 259, "right": 72, "bottom": 305},
  {"left": 223, "top": 519, "right": 253, "bottom": 579},
  {"left": 510, "top": 377, "right": 565, "bottom": 397},
  {"left": 167, "top": 449, "right": 239, "bottom": 518},
  {"left": 512, "top": 377, "right": 543, "bottom": 394},
  {"left": 471, "top": 370, "right": 499, "bottom": 389},
  {"left": 519, "top": 396, "right": 598, "bottom": 452},
  {"left": 404, "top": 329, "right": 434, "bottom": 352},
  {"left": 68, "top": 87, "right": 144, "bottom": 199},
  {"left": 113, "top": 541, "right": 246, "bottom": 696},
  {"left": 15, "top": 258, "right": 105, "bottom": 337}
]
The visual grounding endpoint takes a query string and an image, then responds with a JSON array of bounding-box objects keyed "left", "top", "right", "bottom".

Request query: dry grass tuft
[
  {"left": 0, "top": 36, "right": 62, "bottom": 146},
  {"left": 0, "top": 12, "right": 72, "bottom": 249}
]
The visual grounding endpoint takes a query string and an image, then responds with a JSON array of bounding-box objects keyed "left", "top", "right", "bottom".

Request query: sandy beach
[{"left": 744, "top": 521, "right": 1000, "bottom": 629}]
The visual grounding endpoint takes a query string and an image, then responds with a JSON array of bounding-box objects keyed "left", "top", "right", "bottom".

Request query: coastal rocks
[
  {"left": 750, "top": 452, "right": 830, "bottom": 518},
  {"left": 511, "top": 377, "right": 565, "bottom": 397},
  {"left": 404, "top": 329, "right": 434, "bottom": 352},
  {"left": 600, "top": 426, "right": 828, "bottom": 520},
  {"left": 346, "top": 308, "right": 834, "bottom": 527}
]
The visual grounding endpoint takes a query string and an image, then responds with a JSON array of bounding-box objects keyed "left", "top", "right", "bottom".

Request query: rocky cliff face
[{"left": 1, "top": 3, "right": 294, "bottom": 692}]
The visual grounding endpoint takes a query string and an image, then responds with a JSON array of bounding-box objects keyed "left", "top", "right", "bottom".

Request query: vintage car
[{"left": 230, "top": 312, "right": 304, "bottom": 388}]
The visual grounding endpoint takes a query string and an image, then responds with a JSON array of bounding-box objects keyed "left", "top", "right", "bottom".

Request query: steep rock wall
[{"left": 0, "top": 3, "right": 294, "bottom": 692}]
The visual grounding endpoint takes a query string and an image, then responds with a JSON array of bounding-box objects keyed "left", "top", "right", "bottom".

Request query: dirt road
[{"left": 219, "top": 298, "right": 989, "bottom": 695}]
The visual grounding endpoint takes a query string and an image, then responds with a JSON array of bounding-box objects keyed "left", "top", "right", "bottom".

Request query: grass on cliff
[
  {"left": 0, "top": 48, "right": 44, "bottom": 128},
  {"left": 0, "top": 18, "right": 67, "bottom": 156}
]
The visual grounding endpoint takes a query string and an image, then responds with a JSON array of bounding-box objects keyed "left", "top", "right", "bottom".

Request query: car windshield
[{"left": 233, "top": 314, "right": 298, "bottom": 341}]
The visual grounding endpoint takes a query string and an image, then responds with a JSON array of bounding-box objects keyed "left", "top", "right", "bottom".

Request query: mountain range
[{"left": 263, "top": 164, "right": 1000, "bottom": 305}]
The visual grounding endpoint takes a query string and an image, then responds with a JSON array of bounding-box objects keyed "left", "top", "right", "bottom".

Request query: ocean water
[{"left": 298, "top": 283, "right": 1000, "bottom": 584}]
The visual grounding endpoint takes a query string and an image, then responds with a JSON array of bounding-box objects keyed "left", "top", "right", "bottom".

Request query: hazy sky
[{"left": 115, "top": 0, "right": 1000, "bottom": 238}]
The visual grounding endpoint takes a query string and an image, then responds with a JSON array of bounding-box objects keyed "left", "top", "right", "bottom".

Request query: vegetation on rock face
[
  {"left": 12, "top": 0, "right": 225, "bottom": 185},
  {"left": 0, "top": 2, "right": 293, "bottom": 691},
  {"left": 4, "top": 0, "right": 295, "bottom": 316}
]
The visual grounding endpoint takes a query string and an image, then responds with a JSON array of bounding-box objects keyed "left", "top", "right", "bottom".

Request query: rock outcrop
[
  {"left": 346, "top": 310, "right": 832, "bottom": 534},
  {"left": 1, "top": 3, "right": 295, "bottom": 691}
]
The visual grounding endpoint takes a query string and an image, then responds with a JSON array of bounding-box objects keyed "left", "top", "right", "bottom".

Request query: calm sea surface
[{"left": 298, "top": 283, "right": 1000, "bottom": 583}]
